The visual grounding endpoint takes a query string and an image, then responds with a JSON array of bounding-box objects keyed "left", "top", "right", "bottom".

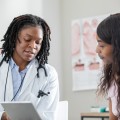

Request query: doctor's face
[{"left": 13, "top": 26, "right": 43, "bottom": 64}]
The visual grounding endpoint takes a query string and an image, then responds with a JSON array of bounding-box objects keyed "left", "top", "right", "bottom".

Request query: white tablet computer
[{"left": 1, "top": 102, "right": 41, "bottom": 120}]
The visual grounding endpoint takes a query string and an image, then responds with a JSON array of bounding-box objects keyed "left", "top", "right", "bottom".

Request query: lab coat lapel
[
  {"left": 19, "top": 61, "right": 37, "bottom": 94},
  {"left": 1, "top": 62, "right": 13, "bottom": 101}
]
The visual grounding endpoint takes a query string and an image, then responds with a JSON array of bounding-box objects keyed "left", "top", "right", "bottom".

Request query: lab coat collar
[{"left": 19, "top": 59, "right": 38, "bottom": 95}]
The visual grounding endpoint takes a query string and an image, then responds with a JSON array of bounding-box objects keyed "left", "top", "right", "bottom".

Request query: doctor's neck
[{"left": 12, "top": 57, "right": 30, "bottom": 72}]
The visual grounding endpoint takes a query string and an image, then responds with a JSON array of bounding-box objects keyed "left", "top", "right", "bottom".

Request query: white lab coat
[{"left": 0, "top": 56, "right": 59, "bottom": 120}]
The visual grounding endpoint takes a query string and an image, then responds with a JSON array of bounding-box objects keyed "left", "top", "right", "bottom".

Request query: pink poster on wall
[{"left": 72, "top": 14, "right": 109, "bottom": 91}]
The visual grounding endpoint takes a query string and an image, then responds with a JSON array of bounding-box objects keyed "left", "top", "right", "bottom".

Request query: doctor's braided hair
[{"left": 0, "top": 14, "right": 51, "bottom": 77}]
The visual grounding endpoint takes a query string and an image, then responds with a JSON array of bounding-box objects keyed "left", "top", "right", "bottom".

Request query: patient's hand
[{"left": 1, "top": 112, "right": 11, "bottom": 120}]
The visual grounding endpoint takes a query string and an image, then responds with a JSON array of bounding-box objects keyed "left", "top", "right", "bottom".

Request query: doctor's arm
[
  {"left": 37, "top": 67, "right": 59, "bottom": 120},
  {"left": 109, "top": 98, "right": 118, "bottom": 120}
]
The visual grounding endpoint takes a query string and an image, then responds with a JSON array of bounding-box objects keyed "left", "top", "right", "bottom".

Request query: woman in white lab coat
[{"left": 0, "top": 14, "right": 59, "bottom": 120}]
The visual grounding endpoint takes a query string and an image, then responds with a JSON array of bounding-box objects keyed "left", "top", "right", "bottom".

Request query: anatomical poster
[{"left": 72, "top": 14, "right": 109, "bottom": 91}]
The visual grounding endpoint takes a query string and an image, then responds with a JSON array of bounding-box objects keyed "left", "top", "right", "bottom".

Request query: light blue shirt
[{"left": 9, "top": 58, "right": 34, "bottom": 100}]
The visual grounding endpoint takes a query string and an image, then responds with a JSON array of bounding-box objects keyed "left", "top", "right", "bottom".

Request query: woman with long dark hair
[{"left": 96, "top": 13, "right": 120, "bottom": 120}]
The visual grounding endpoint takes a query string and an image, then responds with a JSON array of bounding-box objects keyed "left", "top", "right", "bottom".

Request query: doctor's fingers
[{"left": 1, "top": 112, "right": 11, "bottom": 120}]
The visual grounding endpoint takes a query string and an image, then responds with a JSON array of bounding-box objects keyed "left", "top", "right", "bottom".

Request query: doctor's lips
[{"left": 24, "top": 51, "right": 35, "bottom": 55}]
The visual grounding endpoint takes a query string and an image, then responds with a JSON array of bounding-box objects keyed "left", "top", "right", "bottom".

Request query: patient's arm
[{"left": 109, "top": 99, "right": 118, "bottom": 120}]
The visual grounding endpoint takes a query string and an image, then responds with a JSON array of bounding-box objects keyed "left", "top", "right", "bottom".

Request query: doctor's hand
[{"left": 1, "top": 112, "right": 11, "bottom": 120}]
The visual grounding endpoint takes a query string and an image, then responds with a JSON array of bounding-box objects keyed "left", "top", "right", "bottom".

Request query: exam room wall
[
  {"left": 0, "top": 0, "right": 63, "bottom": 99},
  {"left": 1, "top": 1, "right": 120, "bottom": 120},
  {"left": 61, "top": 0, "right": 120, "bottom": 120}
]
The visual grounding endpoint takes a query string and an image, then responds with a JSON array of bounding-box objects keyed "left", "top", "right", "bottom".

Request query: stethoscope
[{"left": 4, "top": 62, "right": 50, "bottom": 101}]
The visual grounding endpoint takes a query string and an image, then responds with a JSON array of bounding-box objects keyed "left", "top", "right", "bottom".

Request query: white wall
[
  {"left": 61, "top": 0, "right": 120, "bottom": 120},
  {"left": 1, "top": 0, "right": 120, "bottom": 120},
  {"left": 0, "top": 0, "right": 29, "bottom": 43}
]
